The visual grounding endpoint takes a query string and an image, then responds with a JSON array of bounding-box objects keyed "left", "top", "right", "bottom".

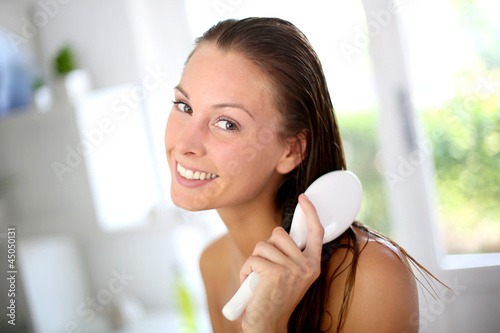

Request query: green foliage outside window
[
  {"left": 421, "top": 71, "right": 500, "bottom": 254},
  {"left": 338, "top": 77, "right": 500, "bottom": 254},
  {"left": 338, "top": 0, "right": 500, "bottom": 255},
  {"left": 339, "top": 112, "right": 390, "bottom": 237}
]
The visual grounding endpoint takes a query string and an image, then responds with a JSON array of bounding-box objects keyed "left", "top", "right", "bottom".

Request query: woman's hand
[{"left": 239, "top": 194, "right": 325, "bottom": 332}]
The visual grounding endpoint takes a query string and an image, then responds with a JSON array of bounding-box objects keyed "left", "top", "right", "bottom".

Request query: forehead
[{"left": 179, "top": 44, "right": 278, "bottom": 117}]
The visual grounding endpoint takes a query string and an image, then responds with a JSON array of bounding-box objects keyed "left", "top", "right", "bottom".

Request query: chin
[{"left": 170, "top": 188, "right": 213, "bottom": 212}]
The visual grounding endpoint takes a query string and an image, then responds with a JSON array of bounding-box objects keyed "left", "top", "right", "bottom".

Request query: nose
[{"left": 174, "top": 115, "right": 207, "bottom": 157}]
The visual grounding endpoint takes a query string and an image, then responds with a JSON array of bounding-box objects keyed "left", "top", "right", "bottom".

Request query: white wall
[
  {"left": 0, "top": 0, "right": 40, "bottom": 59},
  {"left": 33, "top": 0, "right": 141, "bottom": 89}
]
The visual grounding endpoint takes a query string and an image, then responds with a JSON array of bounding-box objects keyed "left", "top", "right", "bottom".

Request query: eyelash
[
  {"left": 172, "top": 100, "right": 240, "bottom": 132},
  {"left": 172, "top": 100, "right": 192, "bottom": 114},
  {"left": 214, "top": 118, "right": 239, "bottom": 132}
]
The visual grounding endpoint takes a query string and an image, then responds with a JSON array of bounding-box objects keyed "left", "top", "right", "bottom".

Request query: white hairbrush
[{"left": 222, "top": 170, "right": 363, "bottom": 321}]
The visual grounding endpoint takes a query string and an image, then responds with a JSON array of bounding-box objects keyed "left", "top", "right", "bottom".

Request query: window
[{"left": 402, "top": 0, "right": 500, "bottom": 254}]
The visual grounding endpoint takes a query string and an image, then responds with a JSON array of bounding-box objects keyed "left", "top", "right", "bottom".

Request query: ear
[{"left": 276, "top": 131, "right": 308, "bottom": 174}]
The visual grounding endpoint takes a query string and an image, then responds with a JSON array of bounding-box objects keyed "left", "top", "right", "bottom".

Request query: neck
[{"left": 217, "top": 196, "right": 281, "bottom": 262}]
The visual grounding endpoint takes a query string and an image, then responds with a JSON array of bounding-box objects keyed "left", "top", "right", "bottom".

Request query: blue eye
[
  {"left": 173, "top": 101, "right": 192, "bottom": 115},
  {"left": 215, "top": 119, "right": 239, "bottom": 131}
]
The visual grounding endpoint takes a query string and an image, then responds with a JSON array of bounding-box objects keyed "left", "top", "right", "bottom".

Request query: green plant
[
  {"left": 54, "top": 44, "right": 78, "bottom": 76},
  {"left": 32, "top": 77, "right": 45, "bottom": 91}
]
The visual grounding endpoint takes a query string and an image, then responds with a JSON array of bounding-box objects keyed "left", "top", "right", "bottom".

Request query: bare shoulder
[
  {"left": 356, "top": 232, "right": 417, "bottom": 286},
  {"left": 199, "top": 233, "right": 231, "bottom": 282},
  {"left": 199, "top": 233, "right": 233, "bottom": 333},
  {"left": 323, "top": 227, "right": 419, "bottom": 332}
]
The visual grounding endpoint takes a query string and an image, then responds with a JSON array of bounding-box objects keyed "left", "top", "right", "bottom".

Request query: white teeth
[
  {"left": 178, "top": 164, "right": 187, "bottom": 177},
  {"left": 177, "top": 163, "right": 218, "bottom": 180}
]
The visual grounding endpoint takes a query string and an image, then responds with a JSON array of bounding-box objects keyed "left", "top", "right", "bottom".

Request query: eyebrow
[
  {"left": 213, "top": 103, "right": 255, "bottom": 119},
  {"left": 174, "top": 85, "right": 255, "bottom": 120},
  {"left": 175, "top": 85, "right": 189, "bottom": 99}
]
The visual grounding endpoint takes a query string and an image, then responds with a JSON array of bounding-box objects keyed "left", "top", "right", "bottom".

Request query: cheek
[
  {"left": 165, "top": 112, "right": 180, "bottom": 152},
  {"left": 219, "top": 136, "right": 283, "bottom": 178}
]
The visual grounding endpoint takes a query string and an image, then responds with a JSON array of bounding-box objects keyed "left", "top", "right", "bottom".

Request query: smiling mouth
[{"left": 177, "top": 162, "right": 219, "bottom": 180}]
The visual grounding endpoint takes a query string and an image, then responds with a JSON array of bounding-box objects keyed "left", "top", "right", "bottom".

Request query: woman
[{"left": 165, "top": 17, "right": 432, "bottom": 332}]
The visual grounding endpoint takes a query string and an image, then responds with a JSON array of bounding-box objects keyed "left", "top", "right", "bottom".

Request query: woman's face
[{"left": 165, "top": 44, "right": 291, "bottom": 211}]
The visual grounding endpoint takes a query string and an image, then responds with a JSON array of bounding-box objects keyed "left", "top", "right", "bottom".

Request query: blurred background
[{"left": 0, "top": 0, "right": 499, "bottom": 332}]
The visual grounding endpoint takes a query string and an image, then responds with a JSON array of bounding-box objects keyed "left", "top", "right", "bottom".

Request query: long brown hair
[{"left": 191, "top": 17, "right": 441, "bottom": 332}]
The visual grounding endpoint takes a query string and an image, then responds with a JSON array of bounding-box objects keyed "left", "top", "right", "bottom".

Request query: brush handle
[{"left": 222, "top": 271, "right": 260, "bottom": 321}]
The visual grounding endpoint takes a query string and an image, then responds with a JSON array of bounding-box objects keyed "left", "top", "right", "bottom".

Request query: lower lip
[{"left": 174, "top": 163, "right": 218, "bottom": 188}]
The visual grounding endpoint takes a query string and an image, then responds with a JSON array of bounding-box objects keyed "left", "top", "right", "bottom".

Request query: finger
[
  {"left": 298, "top": 193, "right": 325, "bottom": 260},
  {"left": 239, "top": 254, "right": 277, "bottom": 284},
  {"left": 241, "top": 234, "right": 298, "bottom": 284},
  {"left": 267, "top": 227, "right": 304, "bottom": 261},
  {"left": 252, "top": 238, "right": 293, "bottom": 267}
]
